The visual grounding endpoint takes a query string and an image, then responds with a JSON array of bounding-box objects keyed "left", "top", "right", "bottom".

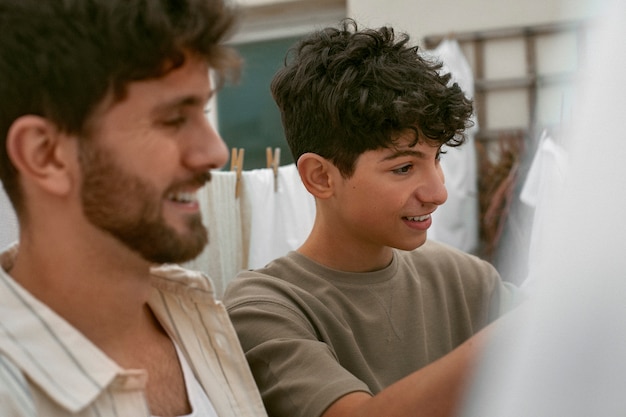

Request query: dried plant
[{"left": 476, "top": 131, "right": 526, "bottom": 261}]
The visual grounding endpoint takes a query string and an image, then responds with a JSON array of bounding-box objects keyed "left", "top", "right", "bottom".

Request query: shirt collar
[
  {"left": 0, "top": 247, "right": 217, "bottom": 413},
  {"left": 0, "top": 244, "right": 122, "bottom": 413}
]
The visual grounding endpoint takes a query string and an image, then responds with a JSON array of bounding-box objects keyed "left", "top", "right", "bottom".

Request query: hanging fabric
[
  {"left": 519, "top": 129, "right": 568, "bottom": 289},
  {"left": 423, "top": 38, "right": 480, "bottom": 254},
  {"left": 241, "top": 163, "right": 315, "bottom": 270},
  {"left": 184, "top": 169, "right": 245, "bottom": 297},
  {"left": 0, "top": 184, "right": 18, "bottom": 250}
]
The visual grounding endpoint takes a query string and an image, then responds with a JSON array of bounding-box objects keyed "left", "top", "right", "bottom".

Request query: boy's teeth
[{"left": 406, "top": 215, "right": 429, "bottom": 222}]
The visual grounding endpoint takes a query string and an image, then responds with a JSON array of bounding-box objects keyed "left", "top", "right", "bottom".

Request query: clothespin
[
  {"left": 230, "top": 148, "right": 244, "bottom": 198},
  {"left": 266, "top": 147, "right": 281, "bottom": 192}
]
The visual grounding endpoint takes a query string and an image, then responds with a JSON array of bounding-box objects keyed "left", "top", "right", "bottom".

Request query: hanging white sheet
[
  {"left": 184, "top": 170, "right": 244, "bottom": 297},
  {"left": 519, "top": 130, "right": 568, "bottom": 288},
  {"left": 424, "top": 39, "right": 480, "bottom": 253},
  {"left": 0, "top": 184, "right": 18, "bottom": 250},
  {"left": 460, "top": 1, "right": 626, "bottom": 415},
  {"left": 241, "top": 163, "right": 315, "bottom": 270}
]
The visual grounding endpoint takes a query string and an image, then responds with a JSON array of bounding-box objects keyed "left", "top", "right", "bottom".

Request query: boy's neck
[{"left": 297, "top": 234, "right": 394, "bottom": 273}]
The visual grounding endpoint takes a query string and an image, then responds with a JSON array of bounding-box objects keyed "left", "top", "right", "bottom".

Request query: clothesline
[
  {"left": 184, "top": 163, "right": 316, "bottom": 298},
  {"left": 230, "top": 146, "right": 282, "bottom": 197},
  {"left": 0, "top": 39, "right": 484, "bottom": 299}
]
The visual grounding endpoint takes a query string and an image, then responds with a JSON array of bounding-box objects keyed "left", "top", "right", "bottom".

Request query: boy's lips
[
  {"left": 402, "top": 212, "right": 434, "bottom": 231},
  {"left": 403, "top": 214, "right": 431, "bottom": 222}
]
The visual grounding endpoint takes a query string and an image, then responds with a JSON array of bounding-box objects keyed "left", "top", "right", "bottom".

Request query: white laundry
[
  {"left": 184, "top": 170, "right": 244, "bottom": 298},
  {"left": 425, "top": 39, "right": 480, "bottom": 253},
  {"left": 519, "top": 130, "right": 568, "bottom": 288},
  {"left": 460, "top": 1, "right": 626, "bottom": 415},
  {"left": 0, "top": 184, "right": 18, "bottom": 250},
  {"left": 241, "top": 164, "right": 315, "bottom": 270}
]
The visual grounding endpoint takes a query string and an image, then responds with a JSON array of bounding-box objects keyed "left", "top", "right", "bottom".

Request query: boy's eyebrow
[{"left": 380, "top": 148, "right": 427, "bottom": 162}]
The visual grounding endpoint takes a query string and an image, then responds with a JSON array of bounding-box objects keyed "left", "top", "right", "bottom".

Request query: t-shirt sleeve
[
  {"left": 415, "top": 240, "right": 525, "bottom": 329},
  {"left": 225, "top": 276, "right": 371, "bottom": 417},
  {"left": 489, "top": 279, "right": 527, "bottom": 321}
]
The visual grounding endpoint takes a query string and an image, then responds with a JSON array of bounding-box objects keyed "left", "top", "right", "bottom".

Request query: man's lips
[{"left": 166, "top": 171, "right": 211, "bottom": 204}]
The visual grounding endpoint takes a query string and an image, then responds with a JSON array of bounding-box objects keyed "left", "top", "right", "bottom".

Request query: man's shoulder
[
  {"left": 0, "top": 354, "right": 29, "bottom": 392},
  {"left": 0, "top": 354, "right": 34, "bottom": 416},
  {"left": 150, "top": 263, "right": 217, "bottom": 298}
]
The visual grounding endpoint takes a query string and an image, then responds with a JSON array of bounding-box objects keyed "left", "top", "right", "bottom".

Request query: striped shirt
[{"left": 0, "top": 244, "right": 267, "bottom": 417}]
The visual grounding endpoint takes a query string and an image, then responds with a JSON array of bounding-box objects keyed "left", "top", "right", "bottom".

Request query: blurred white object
[
  {"left": 460, "top": 0, "right": 626, "bottom": 416},
  {"left": 519, "top": 130, "right": 568, "bottom": 289},
  {"left": 242, "top": 163, "right": 315, "bottom": 269},
  {"left": 425, "top": 39, "right": 480, "bottom": 254},
  {"left": 0, "top": 185, "right": 18, "bottom": 250}
]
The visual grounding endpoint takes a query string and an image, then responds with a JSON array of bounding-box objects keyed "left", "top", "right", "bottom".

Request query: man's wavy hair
[
  {"left": 0, "top": 0, "right": 240, "bottom": 212},
  {"left": 271, "top": 18, "right": 473, "bottom": 177}
]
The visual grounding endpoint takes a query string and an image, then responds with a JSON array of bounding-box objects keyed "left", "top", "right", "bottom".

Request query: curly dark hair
[
  {"left": 271, "top": 18, "right": 473, "bottom": 177},
  {"left": 0, "top": 0, "right": 240, "bottom": 212}
]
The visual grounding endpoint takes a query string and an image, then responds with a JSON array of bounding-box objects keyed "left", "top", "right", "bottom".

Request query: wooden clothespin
[
  {"left": 230, "top": 148, "right": 244, "bottom": 198},
  {"left": 266, "top": 147, "right": 281, "bottom": 192}
]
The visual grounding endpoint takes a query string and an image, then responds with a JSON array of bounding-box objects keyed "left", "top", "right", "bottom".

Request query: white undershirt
[{"left": 153, "top": 343, "right": 219, "bottom": 417}]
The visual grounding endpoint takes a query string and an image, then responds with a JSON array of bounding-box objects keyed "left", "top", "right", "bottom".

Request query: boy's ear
[
  {"left": 6, "top": 115, "right": 76, "bottom": 197},
  {"left": 296, "top": 153, "right": 335, "bottom": 199}
]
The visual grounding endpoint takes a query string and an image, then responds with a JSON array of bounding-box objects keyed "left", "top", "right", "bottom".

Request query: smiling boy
[
  {"left": 224, "top": 19, "right": 519, "bottom": 417},
  {"left": 0, "top": 1, "right": 266, "bottom": 416}
]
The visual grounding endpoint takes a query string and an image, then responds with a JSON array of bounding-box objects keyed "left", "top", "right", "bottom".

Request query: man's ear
[
  {"left": 6, "top": 115, "right": 76, "bottom": 197},
  {"left": 297, "top": 153, "right": 336, "bottom": 199}
]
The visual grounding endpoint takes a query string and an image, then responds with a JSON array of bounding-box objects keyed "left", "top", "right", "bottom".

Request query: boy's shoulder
[
  {"left": 225, "top": 242, "right": 498, "bottom": 301},
  {"left": 398, "top": 239, "right": 502, "bottom": 291},
  {"left": 405, "top": 239, "right": 492, "bottom": 269},
  {"left": 223, "top": 252, "right": 303, "bottom": 303}
]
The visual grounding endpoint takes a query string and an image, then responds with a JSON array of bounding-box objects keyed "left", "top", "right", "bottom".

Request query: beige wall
[
  {"left": 235, "top": 0, "right": 293, "bottom": 6},
  {"left": 343, "top": 0, "right": 612, "bottom": 279},
  {"left": 347, "top": 0, "right": 601, "bottom": 132},
  {"left": 229, "top": 0, "right": 604, "bottom": 131},
  {"left": 347, "top": 0, "right": 597, "bottom": 44},
  {"left": 231, "top": 0, "right": 602, "bottom": 131}
]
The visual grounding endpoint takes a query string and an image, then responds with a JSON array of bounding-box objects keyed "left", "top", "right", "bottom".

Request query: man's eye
[
  {"left": 162, "top": 116, "right": 186, "bottom": 127},
  {"left": 436, "top": 149, "right": 447, "bottom": 161}
]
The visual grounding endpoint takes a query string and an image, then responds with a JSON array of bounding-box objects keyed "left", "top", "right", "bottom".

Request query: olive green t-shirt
[{"left": 224, "top": 240, "right": 519, "bottom": 417}]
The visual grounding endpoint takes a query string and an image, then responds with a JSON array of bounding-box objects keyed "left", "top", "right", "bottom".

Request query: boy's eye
[
  {"left": 436, "top": 149, "right": 447, "bottom": 161},
  {"left": 392, "top": 164, "right": 412, "bottom": 174}
]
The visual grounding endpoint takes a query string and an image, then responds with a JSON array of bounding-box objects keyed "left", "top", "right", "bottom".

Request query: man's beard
[{"left": 78, "top": 141, "right": 209, "bottom": 264}]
